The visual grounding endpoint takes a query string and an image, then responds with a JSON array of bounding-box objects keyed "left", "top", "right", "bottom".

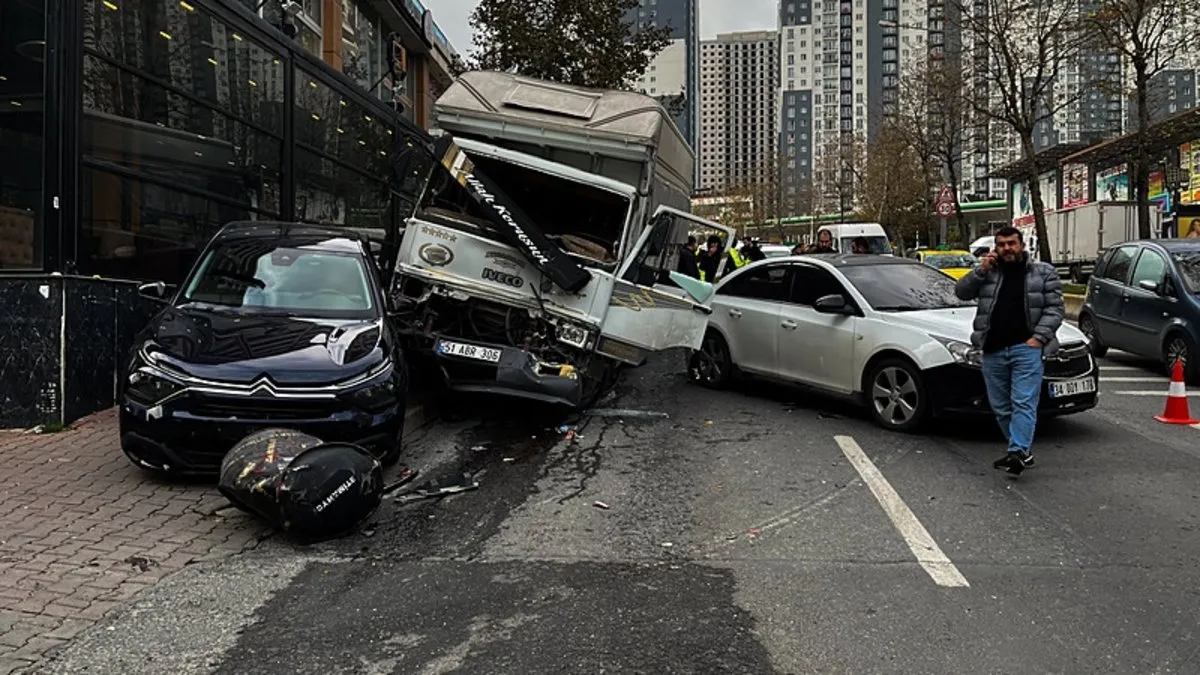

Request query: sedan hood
[
  {"left": 881, "top": 307, "right": 1088, "bottom": 344},
  {"left": 141, "top": 305, "right": 387, "bottom": 385}
]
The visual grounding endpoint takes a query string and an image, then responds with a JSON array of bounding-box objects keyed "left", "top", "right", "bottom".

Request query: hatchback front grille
[{"left": 186, "top": 395, "right": 334, "bottom": 421}]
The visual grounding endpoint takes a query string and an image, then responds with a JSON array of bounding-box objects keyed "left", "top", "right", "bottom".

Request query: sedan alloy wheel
[
  {"left": 867, "top": 360, "right": 928, "bottom": 432},
  {"left": 688, "top": 332, "right": 732, "bottom": 389}
]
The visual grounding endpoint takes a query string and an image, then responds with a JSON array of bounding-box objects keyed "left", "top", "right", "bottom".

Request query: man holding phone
[{"left": 955, "top": 226, "right": 1064, "bottom": 475}]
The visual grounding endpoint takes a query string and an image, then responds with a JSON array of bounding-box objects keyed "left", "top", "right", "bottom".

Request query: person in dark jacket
[
  {"left": 954, "top": 226, "right": 1064, "bottom": 475},
  {"left": 677, "top": 235, "right": 700, "bottom": 279},
  {"left": 697, "top": 235, "right": 722, "bottom": 282},
  {"left": 743, "top": 237, "right": 767, "bottom": 263}
]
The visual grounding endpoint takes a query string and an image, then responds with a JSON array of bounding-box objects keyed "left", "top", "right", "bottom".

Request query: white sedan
[{"left": 687, "top": 255, "right": 1099, "bottom": 431}]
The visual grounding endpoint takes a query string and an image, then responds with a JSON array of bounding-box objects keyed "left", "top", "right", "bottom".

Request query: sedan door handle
[
  {"left": 781, "top": 319, "right": 798, "bottom": 330},
  {"left": 728, "top": 309, "right": 743, "bottom": 318}
]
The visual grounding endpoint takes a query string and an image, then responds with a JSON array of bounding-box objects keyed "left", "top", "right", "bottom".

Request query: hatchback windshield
[
  {"left": 924, "top": 254, "right": 977, "bottom": 270},
  {"left": 840, "top": 262, "right": 977, "bottom": 311},
  {"left": 1171, "top": 249, "right": 1200, "bottom": 294},
  {"left": 182, "top": 240, "right": 376, "bottom": 319}
]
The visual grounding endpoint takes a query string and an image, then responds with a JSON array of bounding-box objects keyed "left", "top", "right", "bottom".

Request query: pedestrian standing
[
  {"left": 677, "top": 235, "right": 700, "bottom": 279},
  {"left": 954, "top": 226, "right": 1064, "bottom": 475}
]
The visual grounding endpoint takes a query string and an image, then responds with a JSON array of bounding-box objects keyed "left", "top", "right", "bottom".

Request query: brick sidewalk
[{"left": 0, "top": 409, "right": 272, "bottom": 674}]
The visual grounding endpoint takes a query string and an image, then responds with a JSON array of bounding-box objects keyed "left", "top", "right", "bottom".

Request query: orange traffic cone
[{"left": 1155, "top": 359, "right": 1198, "bottom": 425}]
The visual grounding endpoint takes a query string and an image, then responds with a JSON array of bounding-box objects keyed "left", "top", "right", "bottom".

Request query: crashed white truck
[{"left": 389, "top": 71, "right": 735, "bottom": 408}]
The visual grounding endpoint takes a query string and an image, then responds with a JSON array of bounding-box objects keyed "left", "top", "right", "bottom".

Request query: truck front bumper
[{"left": 431, "top": 336, "right": 584, "bottom": 408}]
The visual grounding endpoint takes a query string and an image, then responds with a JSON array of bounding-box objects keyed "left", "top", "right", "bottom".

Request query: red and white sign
[{"left": 934, "top": 185, "right": 955, "bottom": 217}]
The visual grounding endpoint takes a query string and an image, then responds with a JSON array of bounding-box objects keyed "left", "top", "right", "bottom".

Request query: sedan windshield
[
  {"left": 181, "top": 240, "right": 377, "bottom": 319},
  {"left": 1172, "top": 250, "right": 1200, "bottom": 294},
  {"left": 840, "top": 262, "right": 977, "bottom": 311},
  {"left": 923, "top": 254, "right": 977, "bottom": 270}
]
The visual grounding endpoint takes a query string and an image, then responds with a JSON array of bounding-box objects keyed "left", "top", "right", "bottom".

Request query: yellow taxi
[{"left": 909, "top": 249, "right": 979, "bottom": 280}]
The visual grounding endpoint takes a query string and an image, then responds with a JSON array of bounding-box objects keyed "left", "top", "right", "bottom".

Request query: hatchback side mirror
[{"left": 1136, "top": 279, "right": 1160, "bottom": 294}]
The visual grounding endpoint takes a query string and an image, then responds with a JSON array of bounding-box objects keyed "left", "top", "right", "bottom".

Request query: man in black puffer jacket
[{"left": 955, "top": 226, "right": 1064, "bottom": 475}]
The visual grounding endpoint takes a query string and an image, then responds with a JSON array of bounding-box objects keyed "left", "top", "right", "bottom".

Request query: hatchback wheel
[
  {"left": 1078, "top": 313, "right": 1108, "bottom": 358},
  {"left": 688, "top": 331, "right": 733, "bottom": 389},
  {"left": 1164, "top": 333, "right": 1197, "bottom": 383},
  {"left": 866, "top": 359, "right": 929, "bottom": 432}
]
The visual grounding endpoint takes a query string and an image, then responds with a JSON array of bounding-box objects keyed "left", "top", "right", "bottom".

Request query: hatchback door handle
[
  {"left": 781, "top": 319, "right": 798, "bottom": 329},
  {"left": 729, "top": 309, "right": 743, "bottom": 318}
]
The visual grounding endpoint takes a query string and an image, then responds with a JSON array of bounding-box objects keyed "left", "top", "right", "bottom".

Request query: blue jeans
[{"left": 981, "top": 344, "right": 1044, "bottom": 453}]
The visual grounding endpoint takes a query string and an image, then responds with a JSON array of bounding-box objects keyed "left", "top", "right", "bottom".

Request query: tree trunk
[
  {"left": 948, "top": 163, "right": 966, "bottom": 241},
  {"left": 1134, "top": 64, "right": 1153, "bottom": 239},
  {"left": 1020, "top": 131, "right": 1054, "bottom": 263}
]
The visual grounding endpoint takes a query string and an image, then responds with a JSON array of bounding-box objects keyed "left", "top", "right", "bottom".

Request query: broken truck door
[{"left": 606, "top": 207, "right": 736, "bottom": 354}]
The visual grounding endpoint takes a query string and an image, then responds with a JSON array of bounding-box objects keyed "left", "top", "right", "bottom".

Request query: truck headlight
[
  {"left": 933, "top": 336, "right": 982, "bottom": 368},
  {"left": 556, "top": 323, "right": 590, "bottom": 349}
]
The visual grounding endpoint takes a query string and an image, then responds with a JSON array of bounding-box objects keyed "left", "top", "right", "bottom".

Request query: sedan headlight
[
  {"left": 125, "top": 369, "right": 183, "bottom": 405},
  {"left": 933, "top": 336, "right": 982, "bottom": 368}
]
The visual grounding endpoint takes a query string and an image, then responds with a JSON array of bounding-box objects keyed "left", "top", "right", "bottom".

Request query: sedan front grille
[{"left": 1045, "top": 343, "right": 1093, "bottom": 379}]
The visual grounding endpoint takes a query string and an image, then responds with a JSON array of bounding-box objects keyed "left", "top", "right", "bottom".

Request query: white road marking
[
  {"left": 1100, "top": 376, "right": 1167, "bottom": 382},
  {"left": 1111, "top": 390, "right": 1200, "bottom": 397},
  {"left": 833, "top": 435, "right": 969, "bottom": 588}
]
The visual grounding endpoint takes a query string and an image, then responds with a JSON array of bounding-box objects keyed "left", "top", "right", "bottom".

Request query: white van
[{"left": 817, "top": 223, "right": 893, "bottom": 255}]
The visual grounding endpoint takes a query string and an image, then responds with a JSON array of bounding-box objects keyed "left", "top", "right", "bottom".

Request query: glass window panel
[
  {"left": 82, "top": 55, "right": 282, "bottom": 215},
  {"left": 80, "top": 167, "right": 250, "bottom": 282},
  {"left": 0, "top": 0, "right": 45, "bottom": 268},
  {"left": 83, "top": 0, "right": 286, "bottom": 128},
  {"left": 293, "top": 67, "right": 392, "bottom": 178},
  {"left": 294, "top": 148, "right": 392, "bottom": 231}
]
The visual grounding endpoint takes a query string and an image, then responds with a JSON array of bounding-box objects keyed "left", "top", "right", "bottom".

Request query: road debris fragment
[
  {"left": 593, "top": 500, "right": 611, "bottom": 510},
  {"left": 588, "top": 408, "right": 670, "bottom": 420}
]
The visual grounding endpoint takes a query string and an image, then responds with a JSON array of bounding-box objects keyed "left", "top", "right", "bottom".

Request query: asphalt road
[{"left": 40, "top": 350, "right": 1200, "bottom": 674}]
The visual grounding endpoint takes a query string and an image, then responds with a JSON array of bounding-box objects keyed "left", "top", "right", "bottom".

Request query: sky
[{"left": 428, "top": 0, "right": 779, "bottom": 57}]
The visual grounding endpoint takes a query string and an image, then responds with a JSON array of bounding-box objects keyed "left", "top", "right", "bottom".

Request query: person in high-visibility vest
[{"left": 724, "top": 239, "right": 749, "bottom": 273}]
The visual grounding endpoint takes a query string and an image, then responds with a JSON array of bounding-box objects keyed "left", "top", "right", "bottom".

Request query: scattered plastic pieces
[
  {"left": 747, "top": 528, "right": 761, "bottom": 537},
  {"left": 593, "top": 500, "right": 611, "bottom": 510},
  {"left": 704, "top": 420, "right": 714, "bottom": 426},
  {"left": 382, "top": 467, "right": 419, "bottom": 495},
  {"left": 565, "top": 430, "right": 577, "bottom": 441},
  {"left": 588, "top": 408, "right": 670, "bottom": 420},
  {"left": 393, "top": 472, "right": 480, "bottom": 504},
  {"left": 470, "top": 444, "right": 488, "bottom": 452},
  {"left": 660, "top": 542, "right": 674, "bottom": 548},
  {"left": 503, "top": 457, "right": 516, "bottom": 463}
]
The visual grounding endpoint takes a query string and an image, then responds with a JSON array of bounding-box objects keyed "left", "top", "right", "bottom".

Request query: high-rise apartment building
[
  {"left": 629, "top": 0, "right": 699, "bottom": 163},
  {"left": 698, "top": 31, "right": 780, "bottom": 194},
  {"left": 777, "top": 0, "right": 936, "bottom": 213}
]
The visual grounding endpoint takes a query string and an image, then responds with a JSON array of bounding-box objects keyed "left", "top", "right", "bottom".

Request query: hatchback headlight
[
  {"left": 933, "top": 336, "right": 982, "bottom": 368},
  {"left": 125, "top": 369, "right": 183, "bottom": 404}
]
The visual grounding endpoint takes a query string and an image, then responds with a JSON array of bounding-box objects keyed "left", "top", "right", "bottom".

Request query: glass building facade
[{"left": 0, "top": 0, "right": 451, "bottom": 427}]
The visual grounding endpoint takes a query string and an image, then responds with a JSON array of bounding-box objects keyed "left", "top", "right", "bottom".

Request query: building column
[{"left": 322, "top": 0, "right": 343, "bottom": 70}]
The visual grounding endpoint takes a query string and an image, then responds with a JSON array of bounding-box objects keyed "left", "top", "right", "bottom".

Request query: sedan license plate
[
  {"left": 1048, "top": 377, "right": 1096, "bottom": 399},
  {"left": 437, "top": 340, "right": 502, "bottom": 363}
]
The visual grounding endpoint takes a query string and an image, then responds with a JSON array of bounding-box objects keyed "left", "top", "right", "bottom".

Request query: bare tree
[
  {"left": 813, "top": 132, "right": 867, "bottom": 218},
  {"left": 1084, "top": 0, "right": 1200, "bottom": 238},
  {"left": 856, "top": 125, "right": 936, "bottom": 249},
  {"left": 949, "top": 0, "right": 1095, "bottom": 261},
  {"left": 891, "top": 58, "right": 971, "bottom": 235}
]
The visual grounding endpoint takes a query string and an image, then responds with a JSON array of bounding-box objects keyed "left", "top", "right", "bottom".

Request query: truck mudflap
[
  {"left": 431, "top": 336, "right": 584, "bottom": 408},
  {"left": 432, "top": 135, "right": 592, "bottom": 293}
]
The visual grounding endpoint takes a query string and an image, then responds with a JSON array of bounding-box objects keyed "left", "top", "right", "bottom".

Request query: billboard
[
  {"left": 1062, "top": 163, "right": 1089, "bottom": 208},
  {"left": 1096, "top": 164, "right": 1130, "bottom": 201},
  {"left": 1181, "top": 140, "right": 1200, "bottom": 205},
  {"left": 1011, "top": 171, "right": 1057, "bottom": 226}
]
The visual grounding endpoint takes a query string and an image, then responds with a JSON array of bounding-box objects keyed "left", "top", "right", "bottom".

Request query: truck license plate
[
  {"left": 437, "top": 340, "right": 502, "bottom": 363},
  {"left": 1048, "top": 377, "right": 1096, "bottom": 399}
]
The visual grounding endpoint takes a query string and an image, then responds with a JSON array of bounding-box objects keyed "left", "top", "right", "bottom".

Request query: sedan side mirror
[
  {"left": 814, "top": 293, "right": 852, "bottom": 315},
  {"left": 1136, "top": 279, "right": 1160, "bottom": 294},
  {"left": 137, "top": 282, "right": 174, "bottom": 303}
]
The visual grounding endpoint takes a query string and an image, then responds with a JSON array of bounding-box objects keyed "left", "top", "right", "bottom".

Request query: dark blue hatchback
[{"left": 1077, "top": 239, "right": 1200, "bottom": 382}]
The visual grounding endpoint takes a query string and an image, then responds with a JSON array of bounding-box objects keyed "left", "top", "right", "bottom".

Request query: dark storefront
[{"left": 0, "top": 0, "right": 432, "bottom": 427}]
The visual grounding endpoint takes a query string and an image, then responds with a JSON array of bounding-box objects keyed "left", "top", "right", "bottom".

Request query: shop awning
[
  {"left": 989, "top": 141, "right": 1094, "bottom": 180},
  {"left": 1060, "top": 108, "right": 1200, "bottom": 169}
]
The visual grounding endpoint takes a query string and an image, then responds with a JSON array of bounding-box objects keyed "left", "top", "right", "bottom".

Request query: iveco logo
[
  {"left": 482, "top": 267, "right": 524, "bottom": 288},
  {"left": 419, "top": 243, "right": 454, "bottom": 267}
]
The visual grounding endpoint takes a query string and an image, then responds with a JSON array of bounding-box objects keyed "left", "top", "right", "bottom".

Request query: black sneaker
[{"left": 993, "top": 451, "right": 1034, "bottom": 475}]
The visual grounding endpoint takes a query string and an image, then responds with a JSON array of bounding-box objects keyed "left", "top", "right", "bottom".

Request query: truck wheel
[{"left": 1078, "top": 313, "right": 1108, "bottom": 358}]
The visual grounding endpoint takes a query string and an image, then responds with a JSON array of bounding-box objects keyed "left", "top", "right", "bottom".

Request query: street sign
[{"left": 934, "top": 184, "right": 955, "bottom": 217}]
